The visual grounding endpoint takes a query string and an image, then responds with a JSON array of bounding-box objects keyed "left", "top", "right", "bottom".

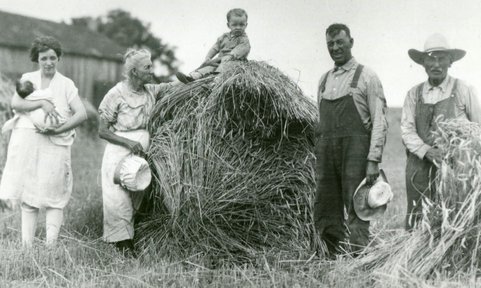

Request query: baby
[
  {"left": 176, "top": 8, "right": 251, "bottom": 83},
  {"left": 2, "top": 79, "right": 74, "bottom": 146}
]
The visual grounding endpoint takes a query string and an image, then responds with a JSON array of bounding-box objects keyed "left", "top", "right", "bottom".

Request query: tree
[{"left": 71, "top": 9, "right": 178, "bottom": 81}]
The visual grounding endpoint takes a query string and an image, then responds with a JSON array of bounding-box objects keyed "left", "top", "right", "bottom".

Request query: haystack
[
  {"left": 340, "top": 117, "right": 481, "bottom": 284},
  {"left": 138, "top": 61, "right": 318, "bottom": 260}
]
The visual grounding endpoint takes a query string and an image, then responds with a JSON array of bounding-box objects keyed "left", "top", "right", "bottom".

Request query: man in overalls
[
  {"left": 314, "top": 23, "right": 388, "bottom": 257},
  {"left": 401, "top": 34, "right": 481, "bottom": 230}
]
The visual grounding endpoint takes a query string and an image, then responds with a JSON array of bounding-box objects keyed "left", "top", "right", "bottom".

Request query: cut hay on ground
[
  {"left": 337, "top": 117, "right": 481, "bottom": 285},
  {"left": 138, "top": 61, "right": 318, "bottom": 260}
]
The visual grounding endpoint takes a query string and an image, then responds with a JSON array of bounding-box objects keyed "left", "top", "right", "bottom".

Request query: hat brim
[
  {"left": 353, "top": 180, "right": 387, "bottom": 221},
  {"left": 113, "top": 155, "right": 151, "bottom": 192},
  {"left": 352, "top": 170, "right": 390, "bottom": 221},
  {"left": 408, "top": 48, "right": 466, "bottom": 65}
]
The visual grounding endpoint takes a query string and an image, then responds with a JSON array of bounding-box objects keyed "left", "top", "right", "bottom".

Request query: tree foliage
[{"left": 72, "top": 9, "right": 177, "bottom": 81}]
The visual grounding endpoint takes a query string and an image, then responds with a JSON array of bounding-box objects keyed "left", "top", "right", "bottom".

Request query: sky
[{"left": 1, "top": 0, "right": 480, "bottom": 107}]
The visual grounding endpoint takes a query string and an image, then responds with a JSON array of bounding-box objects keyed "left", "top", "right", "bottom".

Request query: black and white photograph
[{"left": 0, "top": 0, "right": 480, "bottom": 286}]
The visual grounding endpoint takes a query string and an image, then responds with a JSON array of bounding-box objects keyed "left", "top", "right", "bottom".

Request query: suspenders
[
  {"left": 350, "top": 65, "right": 364, "bottom": 89},
  {"left": 318, "top": 64, "right": 364, "bottom": 94}
]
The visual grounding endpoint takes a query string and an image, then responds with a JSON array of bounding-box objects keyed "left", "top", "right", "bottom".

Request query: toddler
[{"left": 176, "top": 8, "right": 251, "bottom": 83}]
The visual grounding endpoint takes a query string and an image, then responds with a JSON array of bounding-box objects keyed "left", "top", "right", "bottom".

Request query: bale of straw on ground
[
  {"left": 138, "top": 61, "right": 318, "bottom": 260},
  {"left": 337, "top": 117, "right": 481, "bottom": 285}
]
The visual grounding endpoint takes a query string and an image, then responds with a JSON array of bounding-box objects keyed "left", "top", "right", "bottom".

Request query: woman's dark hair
[{"left": 29, "top": 36, "right": 63, "bottom": 63}]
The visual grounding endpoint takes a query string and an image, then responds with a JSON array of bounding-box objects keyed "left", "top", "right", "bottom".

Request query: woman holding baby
[{"left": 0, "top": 36, "right": 87, "bottom": 247}]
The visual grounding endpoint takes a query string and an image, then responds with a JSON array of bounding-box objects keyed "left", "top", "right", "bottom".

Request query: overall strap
[
  {"left": 350, "top": 65, "right": 364, "bottom": 88},
  {"left": 415, "top": 82, "right": 424, "bottom": 104},
  {"left": 319, "top": 64, "right": 365, "bottom": 93},
  {"left": 450, "top": 79, "right": 458, "bottom": 97}
]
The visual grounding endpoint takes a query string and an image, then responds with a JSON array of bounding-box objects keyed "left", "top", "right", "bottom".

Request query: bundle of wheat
[
  {"left": 338, "top": 117, "right": 481, "bottom": 285},
  {"left": 138, "top": 61, "right": 318, "bottom": 260}
]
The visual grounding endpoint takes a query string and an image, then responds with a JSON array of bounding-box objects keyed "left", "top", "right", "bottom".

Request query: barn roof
[{"left": 0, "top": 10, "right": 125, "bottom": 62}]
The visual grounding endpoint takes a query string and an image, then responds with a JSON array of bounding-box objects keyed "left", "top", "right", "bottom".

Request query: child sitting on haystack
[{"left": 175, "top": 8, "right": 251, "bottom": 84}]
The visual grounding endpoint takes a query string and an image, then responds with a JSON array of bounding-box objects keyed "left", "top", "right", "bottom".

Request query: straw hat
[
  {"left": 353, "top": 169, "right": 393, "bottom": 221},
  {"left": 408, "top": 33, "right": 466, "bottom": 65},
  {"left": 114, "top": 154, "right": 152, "bottom": 192}
]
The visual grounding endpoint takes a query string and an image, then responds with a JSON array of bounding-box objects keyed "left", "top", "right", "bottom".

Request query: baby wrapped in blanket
[{"left": 2, "top": 79, "right": 75, "bottom": 146}]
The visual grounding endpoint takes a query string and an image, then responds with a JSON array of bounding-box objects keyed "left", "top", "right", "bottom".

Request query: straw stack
[{"left": 138, "top": 61, "right": 318, "bottom": 260}]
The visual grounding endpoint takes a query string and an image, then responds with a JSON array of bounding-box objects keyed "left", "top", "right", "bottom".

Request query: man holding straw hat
[
  {"left": 314, "top": 23, "right": 388, "bottom": 257},
  {"left": 402, "top": 33, "right": 481, "bottom": 230}
]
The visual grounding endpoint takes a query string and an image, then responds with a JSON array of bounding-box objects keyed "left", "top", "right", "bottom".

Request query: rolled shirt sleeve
[
  {"left": 365, "top": 74, "right": 388, "bottom": 163},
  {"left": 98, "top": 89, "right": 119, "bottom": 124}
]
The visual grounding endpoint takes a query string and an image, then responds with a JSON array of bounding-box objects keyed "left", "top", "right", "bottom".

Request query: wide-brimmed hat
[
  {"left": 114, "top": 154, "right": 152, "bottom": 192},
  {"left": 408, "top": 34, "right": 466, "bottom": 65},
  {"left": 353, "top": 169, "right": 393, "bottom": 221}
]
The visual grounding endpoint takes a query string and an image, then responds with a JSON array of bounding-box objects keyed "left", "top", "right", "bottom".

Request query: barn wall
[
  {"left": 0, "top": 46, "right": 122, "bottom": 103},
  {"left": 59, "top": 55, "right": 122, "bottom": 103},
  {"left": 0, "top": 46, "right": 35, "bottom": 78}
]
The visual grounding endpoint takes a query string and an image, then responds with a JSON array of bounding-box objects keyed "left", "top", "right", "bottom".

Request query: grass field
[{"left": 0, "top": 108, "right": 468, "bottom": 287}]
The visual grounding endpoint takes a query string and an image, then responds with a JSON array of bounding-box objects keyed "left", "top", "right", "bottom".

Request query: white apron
[{"left": 101, "top": 129, "right": 150, "bottom": 242}]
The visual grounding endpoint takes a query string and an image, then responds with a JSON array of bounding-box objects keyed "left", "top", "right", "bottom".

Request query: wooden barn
[{"left": 0, "top": 10, "right": 126, "bottom": 107}]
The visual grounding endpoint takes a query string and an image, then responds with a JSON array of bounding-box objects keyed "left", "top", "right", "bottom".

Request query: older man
[
  {"left": 314, "top": 23, "right": 388, "bottom": 256},
  {"left": 402, "top": 34, "right": 481, "bottom": 230}
]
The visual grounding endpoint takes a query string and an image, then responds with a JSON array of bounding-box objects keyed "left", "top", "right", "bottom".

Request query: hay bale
[
  {"left": 340, "top": 117, "right": 481, "bottom": 284},
  {"left": 138, "top": 61, "right": 318, "bottom": 260}
]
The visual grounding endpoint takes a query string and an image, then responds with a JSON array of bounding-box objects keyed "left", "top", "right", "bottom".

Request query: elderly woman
[
  {"left": 0, "top": 36, "right": 87, "bottom": 247},
  {"left": 98, "top": 49, "right": 173, "bottom": 256}
]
